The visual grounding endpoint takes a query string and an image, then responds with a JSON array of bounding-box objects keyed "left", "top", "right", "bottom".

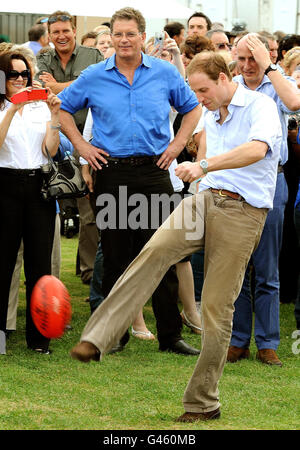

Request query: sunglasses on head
[
  {"left": 7, "top": 69, "right": 30, "bottom": 80},
  {"left": 48, "top": 14, "right": 72, "bottom": 25}
]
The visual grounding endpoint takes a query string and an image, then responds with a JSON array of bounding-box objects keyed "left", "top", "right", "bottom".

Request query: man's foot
[
  {"left": 256, "top": 349, "right": 282, "bottom": 366},
  {"left": 227, "top": 345, "right": 250, "bottom": 363},
  {"left": 70, "top": 341, "right": 100, "bottom": 362},
  {"left": 176, "top": 408, "right": 220, "bottom": 422},
  {"left": 160, "top": 339, "right": 200, "bottom": 356}
]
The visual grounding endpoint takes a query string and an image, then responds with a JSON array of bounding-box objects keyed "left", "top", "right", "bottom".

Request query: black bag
[{"left": 41, "top": 146, "right": 89, "bottom": 201}]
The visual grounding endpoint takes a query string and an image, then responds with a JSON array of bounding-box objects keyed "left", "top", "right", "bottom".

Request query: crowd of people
[{"left": 1, "top": 6, "right": 300, "bottom": 422}]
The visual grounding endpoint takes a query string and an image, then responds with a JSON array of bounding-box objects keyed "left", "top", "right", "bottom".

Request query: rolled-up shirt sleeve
[{"left": 247, "top": 93, "right": 282, "bottom": 158}]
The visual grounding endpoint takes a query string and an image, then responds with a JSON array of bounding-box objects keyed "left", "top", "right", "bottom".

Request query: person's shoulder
[
  {"left": 36, "top": 47, "right": 56, "bottom": 61},
  {"left": 76, "top": 45, "right": 104, "bottom": 62},
  {"left": 149, "top": 55, "right": 176, "bottom": 70}
]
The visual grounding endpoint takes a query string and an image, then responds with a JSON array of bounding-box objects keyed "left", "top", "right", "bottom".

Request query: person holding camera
[
  {"left": 227, "top": 33, "right": 300, "bottom": 366},
  {"left": 0, "top": 50, "right": 61, "bottom": 355}
]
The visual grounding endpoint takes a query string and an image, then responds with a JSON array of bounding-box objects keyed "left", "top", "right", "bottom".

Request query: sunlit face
[
  {"left": 6, "top": 59, "right": 29, "bottom": 98},
  {"left": 49, "top": 20, "right": 76, "bottom": 54},
  {"left": 236, "top": 39, "right": 265, "bottom": 87},
  {"left": 287, "top": 57, "right": 300, "bottom": 76},
  {"left": 188, "top": 17, "right": 208, "bottom": 37},
  {"left": 268, "top": 39, "right": 278, "bottom": 64},
  {"left": 292, "top": 70, "right": 300, "bottom": 88},
  {"left": 96, "top": 34, "right": 112, "bottom": 56},
  {"left": 181, "top": 52, "right": 192, "bottom": 68},
  {"left": 175, "top": 28, "right": 185, "bottom": 47},
  {"left": 111, "top": 19, "right": 145, "bottom": 61},
  {"left": 188, "top": 71, "right": 224, "bottom": 111}
]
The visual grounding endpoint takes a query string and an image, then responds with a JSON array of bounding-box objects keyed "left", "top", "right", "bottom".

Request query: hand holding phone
[{"left": 11, "top": 88, "right": 48, "bottom": 104}]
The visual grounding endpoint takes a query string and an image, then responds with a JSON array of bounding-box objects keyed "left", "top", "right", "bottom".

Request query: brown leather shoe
[
  {"left": 227, "top": 345, "right": 250, "bottom": 363},
  {"left": 176, "top": 408, "right": 220, "bottom": 422},
  {"left": 70, "top": 341, "right": 100, "bottom": 363},
  {"left": 256, "top": 349, "right": 282, "bottom": 366}
]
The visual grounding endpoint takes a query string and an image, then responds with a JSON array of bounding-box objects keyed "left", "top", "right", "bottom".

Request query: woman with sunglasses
[{"left": 0, "top": 51, "right": 61, "bottom": 355}]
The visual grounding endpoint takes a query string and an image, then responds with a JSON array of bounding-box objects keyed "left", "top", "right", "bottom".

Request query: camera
[
  {"left": 288, "top": 113, "right": 300, "bottom": 130},
  {"left": 154, "top": 32, "right": 165, "bottom": 49}
]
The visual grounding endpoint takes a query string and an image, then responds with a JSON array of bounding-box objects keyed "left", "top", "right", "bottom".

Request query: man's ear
[{"left": 219, "top": 72, "right": 227, "bottom": 82}]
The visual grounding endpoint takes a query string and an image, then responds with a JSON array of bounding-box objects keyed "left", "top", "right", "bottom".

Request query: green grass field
[{"left": 1, "top": 236, "right": 300, "bottom": 431}]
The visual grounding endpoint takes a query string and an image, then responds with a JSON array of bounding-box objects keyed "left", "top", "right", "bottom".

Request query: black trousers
[
  {"left": 95, "top": 161, "right": 182, "bottom": 346},
  {"left": 0, "top": 169, "right": 56, "bottom": 350}
]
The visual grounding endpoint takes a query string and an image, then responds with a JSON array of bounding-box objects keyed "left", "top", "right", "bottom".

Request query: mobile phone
[{"left": 11, "top": 88, "right": 48, "bottom": 104}]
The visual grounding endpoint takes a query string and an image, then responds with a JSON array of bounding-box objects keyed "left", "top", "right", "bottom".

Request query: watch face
[{"left": 270, "top": 64, "right": 277, "bottom": 70}]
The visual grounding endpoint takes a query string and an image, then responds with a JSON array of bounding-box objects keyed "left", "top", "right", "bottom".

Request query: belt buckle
[
  {"left": 218, "top": 189, "right": 227, "bottom": 197},
  {"left": 29, "top": 170, "right": 35, "bottom": 176}
]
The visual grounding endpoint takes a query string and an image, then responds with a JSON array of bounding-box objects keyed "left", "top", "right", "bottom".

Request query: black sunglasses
[
  {"left": 48, "top": 15, "right": 72, "bottom": 25},
  {"left": 7, "top": 69, "right": 30, "bottom": 80}
]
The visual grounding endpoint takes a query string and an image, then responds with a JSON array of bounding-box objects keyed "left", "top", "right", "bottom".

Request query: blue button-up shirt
[
  {"left": 58, "top": 53, "right": 199, "bottom": 158},
  {"left": 234, "top": 73, "right": 299, "bottom": 165},
  {"left": 198, "top": 83, "right": 282, "bottom": 209}
]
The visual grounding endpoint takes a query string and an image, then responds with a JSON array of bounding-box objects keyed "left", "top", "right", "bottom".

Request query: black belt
[
  {"left": 106, "top": 155, "right": 161, "bottom": 166},
  {"left": 0, "top": 168, "right": 41, "bottom": 176}
]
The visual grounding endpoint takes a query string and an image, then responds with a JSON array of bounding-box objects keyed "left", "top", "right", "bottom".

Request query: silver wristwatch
[{"left": 199, "top": 159, "right": 208, "bottom": 174}]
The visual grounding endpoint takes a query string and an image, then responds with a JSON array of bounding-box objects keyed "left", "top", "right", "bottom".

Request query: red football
[{"left": 31, "top": 275, "right": 72, "bottom": 339}]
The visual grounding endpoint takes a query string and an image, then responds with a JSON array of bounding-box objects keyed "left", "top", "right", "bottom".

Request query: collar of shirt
[
  {"left": 211, "top": 82, "right": 245, "bottom": 122},
  {"left": 53, "top": 42, "right": 79, "bottom": 61},
  {"left": 105, "top": 52, "right": 152, "bottom": 71}
]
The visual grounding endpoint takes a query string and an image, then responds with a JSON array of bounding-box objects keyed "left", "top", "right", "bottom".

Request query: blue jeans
[
  {"left": 231, "top": 172, "right": 288, "bottom": 350},
  {"left": 89, "top": 239, "right": 104, "bottom": 314}
]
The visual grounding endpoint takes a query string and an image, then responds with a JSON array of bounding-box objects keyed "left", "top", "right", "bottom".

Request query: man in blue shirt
[
  {"left": 227, "top": 33, "right": 300, "bottom": 367},
  {"left": 70, "top": 51, "right": 281, "bottom": 422},
  {"left": 59, "top": 7, "right": 202, "bottom": 355}
]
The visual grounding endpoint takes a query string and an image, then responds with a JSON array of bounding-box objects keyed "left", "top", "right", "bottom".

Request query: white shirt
[
  {"left": 0, "top": 100, "right": 50, "bottom": 169},
  {"left": 198, "top": 83, "right": 282, "bottom": 209}
]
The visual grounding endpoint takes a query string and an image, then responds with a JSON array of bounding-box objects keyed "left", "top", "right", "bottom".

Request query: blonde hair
[
  {"left": 283, "top": 46, "right": 300, "bottom": 75},
  {"left": 93, "top": 25, "right": 110, "bottom": 33}
]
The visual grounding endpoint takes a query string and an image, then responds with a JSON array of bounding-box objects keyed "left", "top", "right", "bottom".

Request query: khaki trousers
[{"left": 81, "top": 190, "right": 267, "bottom": 412}]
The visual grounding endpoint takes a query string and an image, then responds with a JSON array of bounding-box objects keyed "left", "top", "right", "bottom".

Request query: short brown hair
[
  {"left": 180, "top": 35, "right": 215, "bottom": 59},
  {"left": 81, "top": 31, "right": 98, "bottom": 45},
  {"left": 186, "top": 51, "right": 232, "bottom": 81},
  {"left": 110, "top": 7, "right": 146, "bottom": 33}
]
